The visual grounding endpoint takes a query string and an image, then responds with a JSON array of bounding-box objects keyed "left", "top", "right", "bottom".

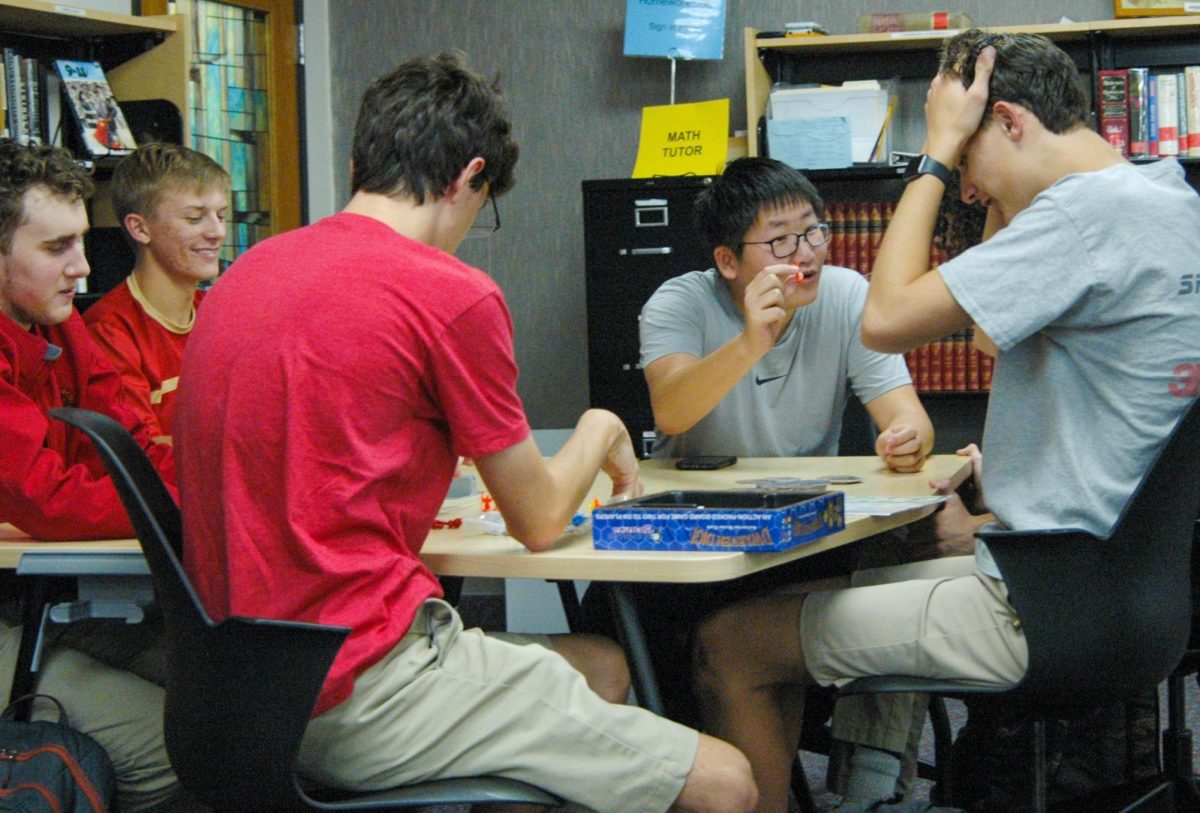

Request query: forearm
[
  {"left": 862, "top": 176, "right": 948, "bottom": 351},
  {"left": 648, "top": 338, "right": 761, "bottom": 436},
  {"left": 479, "top": 410, "right": 634, "bottom": 551}
]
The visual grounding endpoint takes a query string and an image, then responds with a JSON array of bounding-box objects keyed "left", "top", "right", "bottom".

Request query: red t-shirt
[
  {"left": 0, "top": 309, "right": 177, "bottom": 539},
  {"left": 176, "top": 213, "right": 530, "bottom": 715},
  {"left": 84, "top": 278, "right": 205, "bottom": 441}
]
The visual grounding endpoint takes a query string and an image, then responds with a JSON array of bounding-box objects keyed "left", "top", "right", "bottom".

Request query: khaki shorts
[
  {"left": 802, "top": 555, "right": 1029, "bottom": 688},
  {"left": 297, "top": 599, "right": 698, "bottom": 813}
]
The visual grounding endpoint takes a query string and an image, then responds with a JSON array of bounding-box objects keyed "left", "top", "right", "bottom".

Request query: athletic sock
[{"left": 832, "top": 745, "right": 902, "bottom": 811}]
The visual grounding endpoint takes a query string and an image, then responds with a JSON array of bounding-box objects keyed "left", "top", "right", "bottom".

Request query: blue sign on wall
[{"left": 623, "top": 0, "right": 727, "bottom": 61}]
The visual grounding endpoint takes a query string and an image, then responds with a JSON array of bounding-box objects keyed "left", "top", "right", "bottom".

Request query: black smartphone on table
[{"left": 675, "top": 455, "right": 737, "bottom": 471}]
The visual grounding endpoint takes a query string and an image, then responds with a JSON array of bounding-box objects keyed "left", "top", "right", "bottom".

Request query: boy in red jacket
[{"left": 0, "top": 138, "right": 183, "bottom": 811}]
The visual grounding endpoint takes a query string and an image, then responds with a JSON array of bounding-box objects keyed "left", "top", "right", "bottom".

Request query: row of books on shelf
[
  {"left": 825, "top": 200, "right": 988, "bottom": 393},
  {"left": 824, "top": 200, "right": 951, "bottom": 278},
  {"left": 1098, "top": 66, "right": 1200, "bottom": 158},
  {"left": 0, "top": 46, "right": 136, "bottom": 158},
  {"left": 904, "top": 330, "right": 993, "bottom": 394}
]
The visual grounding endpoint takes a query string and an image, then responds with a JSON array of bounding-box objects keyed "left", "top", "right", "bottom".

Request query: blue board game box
[{"left": 592, "top": 489, "right": 844, "bottom": 552}]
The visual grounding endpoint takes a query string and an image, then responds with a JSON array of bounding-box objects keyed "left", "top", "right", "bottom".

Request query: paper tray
[{"left": 592, "top": 489, "right": 844, "bottom": 552}]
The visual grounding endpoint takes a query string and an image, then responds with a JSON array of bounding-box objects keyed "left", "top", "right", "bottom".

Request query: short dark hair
[
  {"left": 694, "top": 157, "right": 825, "bottom": 260},
  {"left": 940, "top": 30, "right": 1090, "bottom": 134},
  {"left": 111, "top": 142, "right": 229, "bottom": 226},
  {"left": 351, "top": 52, "right": 518, "bottom": 202},
  {"left": 0, "top": 139, "right": 93, "bottom": 254}
]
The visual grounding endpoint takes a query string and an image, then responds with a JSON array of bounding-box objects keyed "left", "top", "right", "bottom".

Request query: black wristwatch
[{"left": 902, "top": 154, "right": 953, "bottom": 187}]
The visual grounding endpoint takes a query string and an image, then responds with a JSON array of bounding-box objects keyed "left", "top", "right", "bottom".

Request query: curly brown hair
[{"left": 0, "top": 139, "right": 93, "bottom": 254}]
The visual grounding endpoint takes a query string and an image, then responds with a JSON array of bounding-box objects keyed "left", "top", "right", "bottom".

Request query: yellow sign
[{"left": 632, "top": 98, "right": 730, "bottom": 178}]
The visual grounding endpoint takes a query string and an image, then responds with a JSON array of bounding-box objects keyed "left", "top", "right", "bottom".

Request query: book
[
  {"left": 1157, "top": 72, "right": 1180, "bottom": 157},
  {"left": 54, "top": 59, "right": 136, "bottom": 158},
  {"left": 1097, "top": 69, "right": 1130, "bottom": 156},
  {"left": 1129, "top": 67, "right": 1150, "bottom": 158},
  {"left": 858, "top": 12, "right": 970, "bottom": 33},
  {"left": 1149, "top": 74, "right": 1160, "bottom": 158},
  {"left": 1186, "top": 66, "right": 1200, "bottom": 157}
]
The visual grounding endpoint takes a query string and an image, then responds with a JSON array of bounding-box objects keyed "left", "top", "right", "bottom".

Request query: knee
[
  {"left": 675, "top": 734, "right": 758, "bottom": 813},
  {"left": 552, "top": 633, "right": 631, "bottom": 704},
  {"left": 691, "top": 606, "right": 743, "bottom": 692}
]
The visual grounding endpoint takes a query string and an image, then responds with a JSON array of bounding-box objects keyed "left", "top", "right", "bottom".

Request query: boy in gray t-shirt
[
  {"left": 641, "top": 156, "right": 933, "bottom": 468},
  {"left": 692, "top": 31, "right": 1200, "bottom": 813}
]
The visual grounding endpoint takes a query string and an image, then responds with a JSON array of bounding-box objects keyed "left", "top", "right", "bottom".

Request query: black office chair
[
  {"left": 1155, "top": 519, "right": 1200, "bottom": 811},
  {"left": 838, "top": 394, "right": 1200, "bottom": 812},
  {"left": 49, "top": 407, "right": 562, "bottom": 812}
]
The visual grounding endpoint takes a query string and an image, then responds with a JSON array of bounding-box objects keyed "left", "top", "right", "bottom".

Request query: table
[{"left": 0, "top": 455, "right": 969, "bottom": 711}]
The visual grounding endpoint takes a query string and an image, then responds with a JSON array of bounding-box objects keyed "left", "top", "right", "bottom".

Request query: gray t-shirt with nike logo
[{"left": 640, "top": 266, "right": 912, "bottom": 458}]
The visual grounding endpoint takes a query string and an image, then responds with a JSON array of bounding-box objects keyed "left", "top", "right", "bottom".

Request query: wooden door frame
[{"left": 141, "top": 0, "right": 302, "bottom": 236}]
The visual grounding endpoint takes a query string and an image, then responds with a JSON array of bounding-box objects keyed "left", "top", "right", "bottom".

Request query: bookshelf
[
  {"left": 744, "top": 16, "right": 1200, "bottom": 410},
  {"left": 744, "top": 17, "right": 1200, "bottom": 159},
  {"left": 0, "top": 0, "right": 188, "bottom": 304}
]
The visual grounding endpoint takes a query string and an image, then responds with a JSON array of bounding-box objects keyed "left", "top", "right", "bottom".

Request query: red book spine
[
  {"left": 981, "top": 354, "right": 994, "bottom": 391},
  {"left": 967, "top": 345, "right": 981, "bottom": 391},
  {"left": 845, "top": 205, "right": 860, "bottom": 272},
  {"left": 928, "top": 340, "right": 943, "bottom": 392},
  {"left": 1098, "top": 69, "right": 1130, "bottom": 157},
  {"left": 953, "top": 332, "right": 967, "bottom": 391},
  {"left": 917, "top": 343, "right": 930, "bottom": 392}
]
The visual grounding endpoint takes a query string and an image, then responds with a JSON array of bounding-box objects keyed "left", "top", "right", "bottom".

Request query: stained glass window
[{"left": 187, "top": 0, "right": 270, "bottom": 266}]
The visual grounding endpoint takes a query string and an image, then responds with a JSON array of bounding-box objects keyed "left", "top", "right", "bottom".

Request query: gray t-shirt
[
  {"left": 939, "top": 158, "right": 1200, "bottom": 575},
  {"left": 639, "top": 265, "right": 912, "bottom": 457}
]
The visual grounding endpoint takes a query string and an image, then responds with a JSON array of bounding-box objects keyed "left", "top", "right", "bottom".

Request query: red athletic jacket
[{"left": 0, "top": 309, "right": 177, "bottom": 539}]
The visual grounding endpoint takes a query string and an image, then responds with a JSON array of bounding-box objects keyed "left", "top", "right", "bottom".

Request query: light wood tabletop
[{"left": 0, "top": 454, "right": 970, "bottom": 582}]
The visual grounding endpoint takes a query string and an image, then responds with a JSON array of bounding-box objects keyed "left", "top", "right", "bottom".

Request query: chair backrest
[
  {"left": 982, "top": 395, "right": 1200, "bottom": 707},
  {"left": 50, "top": 408, "right": 350, "bottom": 811}
]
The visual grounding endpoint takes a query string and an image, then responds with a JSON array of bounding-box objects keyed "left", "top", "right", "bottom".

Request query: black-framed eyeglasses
[
  {"left": 740, "top": 223, "right": 830, "bottom": 259},
  {"left": 472, "top": 193, "right": 501, "bottom": 234}
]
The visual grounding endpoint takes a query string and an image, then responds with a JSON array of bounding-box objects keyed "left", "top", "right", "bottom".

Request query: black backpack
[{"left": 0, "top": 695, "right": 116, "bottom": 813}]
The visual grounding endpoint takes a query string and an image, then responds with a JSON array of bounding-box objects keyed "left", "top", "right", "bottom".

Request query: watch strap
[{"left": 903, "top": 154, "right": 953, "bottom": 187}]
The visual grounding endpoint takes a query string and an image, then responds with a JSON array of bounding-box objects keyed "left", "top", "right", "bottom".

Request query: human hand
[
  {"left": 739, "top": 267, "right": 816, "bottom": 357},
  {"left": 601, "top": 432, "right": 645, "bottom": 502},
  {"left": 930, "top": 443, "right": 986, "bottom": 511},
  {"left": 876, "top": 423, "right": 927, "bottom": 473},
  {"left": 923, "top": 45, "right": 996, "bottom": 165},
  {"left": 907, "top": 492, "right": 987, "bottom": 560}
]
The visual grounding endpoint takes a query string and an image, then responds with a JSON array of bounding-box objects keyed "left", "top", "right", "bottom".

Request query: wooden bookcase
[{"left": 744, "top": 17, "right": 1200, "bottom": 159}]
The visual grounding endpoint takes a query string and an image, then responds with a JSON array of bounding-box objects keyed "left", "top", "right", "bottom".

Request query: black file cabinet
[{"left": 582, "top": 177, "right": 715, "bottom": 455}]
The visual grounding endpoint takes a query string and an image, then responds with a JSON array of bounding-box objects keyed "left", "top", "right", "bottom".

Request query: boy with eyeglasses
[
  {"left": 175, "top": 52, "right": 757, "bottom": 813},
  {"left": 640, "top": 156, "right": 932, "bottom": 469},
  {"left": 615, "top": 156, "right": 936, "bottom": 809}
]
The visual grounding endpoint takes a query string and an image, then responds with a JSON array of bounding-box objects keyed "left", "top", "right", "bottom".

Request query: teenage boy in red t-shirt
[{"left": 176, "top": 53, "right": 757, "bottom": 813}]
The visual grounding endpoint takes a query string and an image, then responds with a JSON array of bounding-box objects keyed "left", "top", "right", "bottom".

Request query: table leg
[
  {"left": 10, "top": 577, "right": 48, "bottom": 718},
  {"left": 605, "top": 582, "right": 664, "bottom": 715},
  {"left": 553, "top": 581, "right": 583, "bottom": 633}
]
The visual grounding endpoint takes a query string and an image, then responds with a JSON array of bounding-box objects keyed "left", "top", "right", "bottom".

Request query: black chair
[
  {"left": 839, "top": 395, "right": 1200, "bottom": 812},
  {"left": 50, "top": 407, "right": 562, "bottom": 812},
  {"left": 1156, "top": 520, "right": 1200, "bottom": 811}
]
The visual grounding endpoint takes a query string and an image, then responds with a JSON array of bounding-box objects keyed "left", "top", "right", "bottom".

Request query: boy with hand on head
[
  {"left": 691, "top": 30, "right": 1200, "bottom": 813},
  {"left": 176, "top": 52, "right": 756, "bottom": 813},
  {"left": 0, "top": 138, "right": 185, "bottom": 811},
  {"left": 85, "top": 142, "right": 229, "bottom": 445}
]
